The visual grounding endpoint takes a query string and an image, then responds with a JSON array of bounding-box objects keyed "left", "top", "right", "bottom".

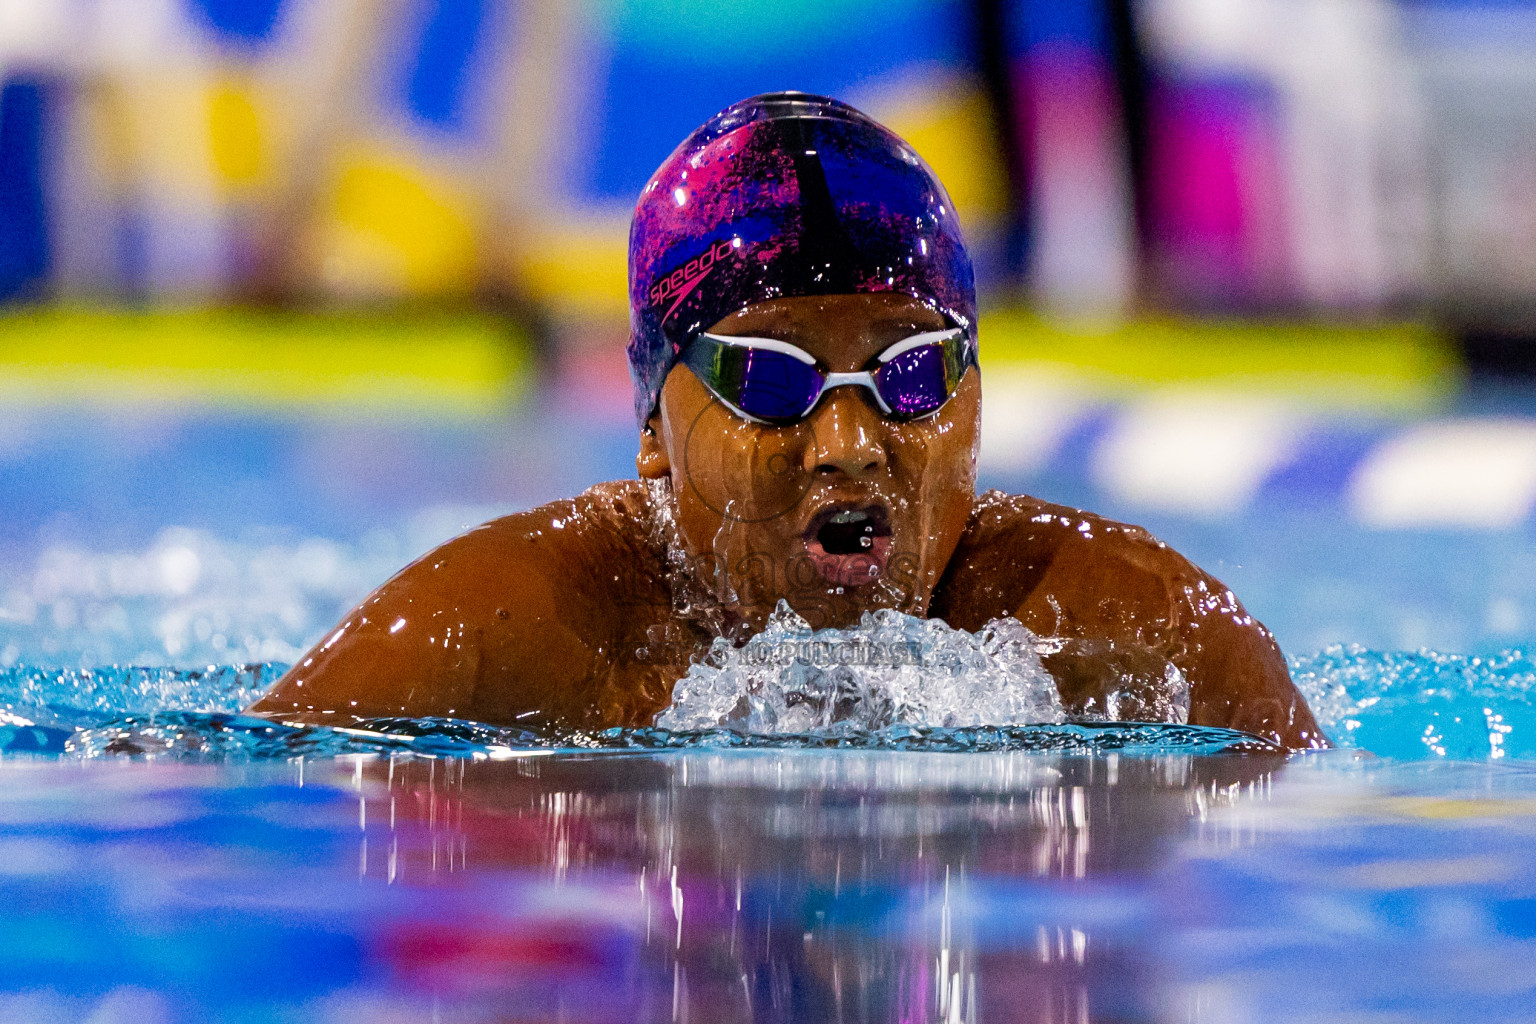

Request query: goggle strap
[
  {"left": 697, "top": 327, "right": 970, "bottom": 370},
  {"left": 695, "top": 332, "right": 819, "bottom": 364},
  {"left": 682, "top": 328, "right": 973, "bottom": 424},
  {"left": 875, "top": 327, "right": 967, "bottom": 363}
]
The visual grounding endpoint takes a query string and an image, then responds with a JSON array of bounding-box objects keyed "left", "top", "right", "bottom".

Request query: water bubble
[
  {"left": 657, "top": 601, "right": 1066, "bottom": 733},
  {"left": 0, "top": 657, "right": 1276, "bottom": 760},
  {"left": 157, "top": 546, "right": 201, "bottom": 595},
  {"left": 1292, "top": 645, "right": 1536, "bottom": 758}
]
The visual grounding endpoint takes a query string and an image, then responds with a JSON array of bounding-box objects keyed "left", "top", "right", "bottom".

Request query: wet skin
[
  {"left": 249, "top": 293, "right": 1326, "bottom": 748},
  {"left": 636, "top": 293, "right": 979, "bottom": 632}
]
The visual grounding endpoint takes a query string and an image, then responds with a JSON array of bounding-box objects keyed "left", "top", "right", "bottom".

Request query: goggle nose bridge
[
  {"left": 685, "top": 327, "right": 971, "bottom": 425},
  {"left": 811, "top": 371, "right": 895, "bottom": 417}
]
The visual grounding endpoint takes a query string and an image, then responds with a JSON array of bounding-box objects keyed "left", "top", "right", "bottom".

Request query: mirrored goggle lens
[
  {"left": 708, "top": 345, "right": 825, "bottom": 422},
  {"left": 874, "top": 342, "right": 957, "bottom": 418}
]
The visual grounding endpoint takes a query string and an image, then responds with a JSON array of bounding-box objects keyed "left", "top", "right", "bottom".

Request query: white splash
[{"left": 657, "top": 601, "right": 1066, "bottom": 733}]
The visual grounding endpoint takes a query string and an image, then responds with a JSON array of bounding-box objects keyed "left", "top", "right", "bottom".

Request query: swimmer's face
[{"left": 638, "top": 292, "right": 980, "bottom": 630}]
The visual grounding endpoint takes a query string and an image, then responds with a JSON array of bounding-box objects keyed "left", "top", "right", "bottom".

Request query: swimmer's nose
[{"left": 803, "top": 388, "right": 887, "bottom": 478}]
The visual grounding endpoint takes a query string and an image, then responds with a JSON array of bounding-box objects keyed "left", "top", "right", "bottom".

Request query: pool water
[
  {"left": 2, "top": 748, "right": 1535, "bottom": 1022},
  {"left": 4, "top": 394, "right": 1536, "bottom": 1020},
  {"left": 5, "top": 637, "right": 1535, "bottom": 761},
  {"left": 0, "top": 648, "right": 1529, "bottom": 1022},
  {"left": 9, "top": 398, "right": 1536, "bottom": 668}
]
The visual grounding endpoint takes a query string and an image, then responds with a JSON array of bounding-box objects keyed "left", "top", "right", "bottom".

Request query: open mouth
[{"left": 802, "top": 503, "right": 894, "bottom": 587}]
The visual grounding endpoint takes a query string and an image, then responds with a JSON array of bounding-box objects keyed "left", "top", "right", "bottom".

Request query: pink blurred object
[
  {"left": 1015, "top": 42, "right": 1136, "bottom": 317},
  {"left": 1145, "top": 79, "right": 1290, "bottom": 308}
]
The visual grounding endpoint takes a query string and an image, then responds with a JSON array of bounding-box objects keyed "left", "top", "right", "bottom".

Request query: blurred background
[{"left": 2, "top": 0, "right": 1536, "bottom": 669}]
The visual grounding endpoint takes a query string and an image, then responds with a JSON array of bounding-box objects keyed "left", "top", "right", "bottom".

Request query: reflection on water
[
  {"left": 351, "top": 750, "right": 1280, "bottom": 1023},
  {"left": 6, "top": 750, "right": 1536, "bottom": 1022}
]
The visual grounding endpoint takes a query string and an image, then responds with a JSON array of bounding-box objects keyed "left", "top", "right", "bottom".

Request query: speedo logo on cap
[{"left": 650, "top": 238, "right": 737, "bottom": 320}]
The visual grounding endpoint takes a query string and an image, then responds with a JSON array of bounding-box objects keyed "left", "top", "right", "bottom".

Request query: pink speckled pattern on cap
[{"left": 626, "top": 92, "right": 976, "bottom": 427}]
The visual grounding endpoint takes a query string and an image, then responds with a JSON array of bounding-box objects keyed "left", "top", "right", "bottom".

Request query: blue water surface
[
  {"left": 0, "top": 662, "right": 1284, "bottom": 760},
  {"left": 5, "top": 645, "right": 1532, "bottom": 762},
  {"left": 3, "top": 392, "right": 1536, "bottom": 1020},
  {"left": 0, "top": 745, "right": 1532, "bottom": 1022}
]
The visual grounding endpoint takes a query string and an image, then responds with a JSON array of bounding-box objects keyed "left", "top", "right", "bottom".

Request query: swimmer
[{"left": 249, "top": 92, "right": 1326, "bottom": 749}]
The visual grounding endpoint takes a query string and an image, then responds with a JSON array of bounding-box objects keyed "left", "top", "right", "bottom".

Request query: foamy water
[
  {"left": 657, "top": 601, "right": 1067, "bottom": 733},
  {"left": 1, "top": 525, "right": 1534, "bottom": 760},
  {"left": 0, "top": 615, "right": 1530, "bottom": 759},
  {"left": 1290, "top": 645, "right": 1536, "bottom": 758}
]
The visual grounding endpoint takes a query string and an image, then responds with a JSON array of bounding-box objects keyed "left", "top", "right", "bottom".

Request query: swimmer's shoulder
[
  {"left": 250, "top": 480, "right": 671, "bottom": 726},
  {"left": 474, "top": 478, "right": 664, "bottom": 573},
  {"left": 959, "top": 489, "right": 1171, "bottom": 549},
  {"left": 397, "top": 479, "right": 665, "bottom": 599},
  {"left": 933, "top": 490, "right": 1200, "bottom": 632},
  {"left": 367, "top": 479, "right": 660, "bottom": 612},
  {"left": 936, "top": 490, "right": 1325, "bottom": 748}
]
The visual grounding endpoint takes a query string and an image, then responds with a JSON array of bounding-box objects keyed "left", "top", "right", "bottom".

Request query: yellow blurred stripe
[
  {"left": 319, "top": 154, "right": 481, "bottom": 296},
  {"left": 0, "top": 308, "right": 530, "bottom": 417},
  {"left": 982, "top": 309, "right": 1461, "bottom": 413},
  {"left": 207, "top": 78, "right": 266, "bottom": 190},
  {"left": 511, "top": 220, "right": 630, "bottom": 319}
]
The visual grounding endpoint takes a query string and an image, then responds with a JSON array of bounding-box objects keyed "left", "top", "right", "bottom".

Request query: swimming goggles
[{"left": 680, "top": 327, "right": 975, "bottom": 425}]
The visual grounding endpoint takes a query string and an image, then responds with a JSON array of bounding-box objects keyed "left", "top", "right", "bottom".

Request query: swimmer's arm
[
  {"left": 1009, "top": 518, "right": 1326, "bottom": 749},
  {"left": 1169, "top": 581, "right": 1326, "bottom": 748},
  {"left": 247, "top": 509, "right": 599, "bottom": 727}
]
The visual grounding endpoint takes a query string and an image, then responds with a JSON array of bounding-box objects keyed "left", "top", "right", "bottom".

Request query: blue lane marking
[
  {"left": 0, "top": 725, "right": 72, "bottom": 754},
  {"left": 186, "top": 0, "right": 288, "bottom": 44},
  {"left": 0, "top": 80, "right": 51, "bottom": 302},
  {"left": 402, "top": 0, "right": 490, "bottom": 134}
]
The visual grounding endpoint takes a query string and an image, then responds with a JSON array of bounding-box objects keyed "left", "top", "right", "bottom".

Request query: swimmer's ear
[{"left": 636, "top": 417, "right": 671, "bottom": 478}]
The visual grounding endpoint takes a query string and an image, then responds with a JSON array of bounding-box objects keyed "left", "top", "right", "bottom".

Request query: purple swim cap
[{"left": 626, "top": 92, "right": 976, "bottom": 428}]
